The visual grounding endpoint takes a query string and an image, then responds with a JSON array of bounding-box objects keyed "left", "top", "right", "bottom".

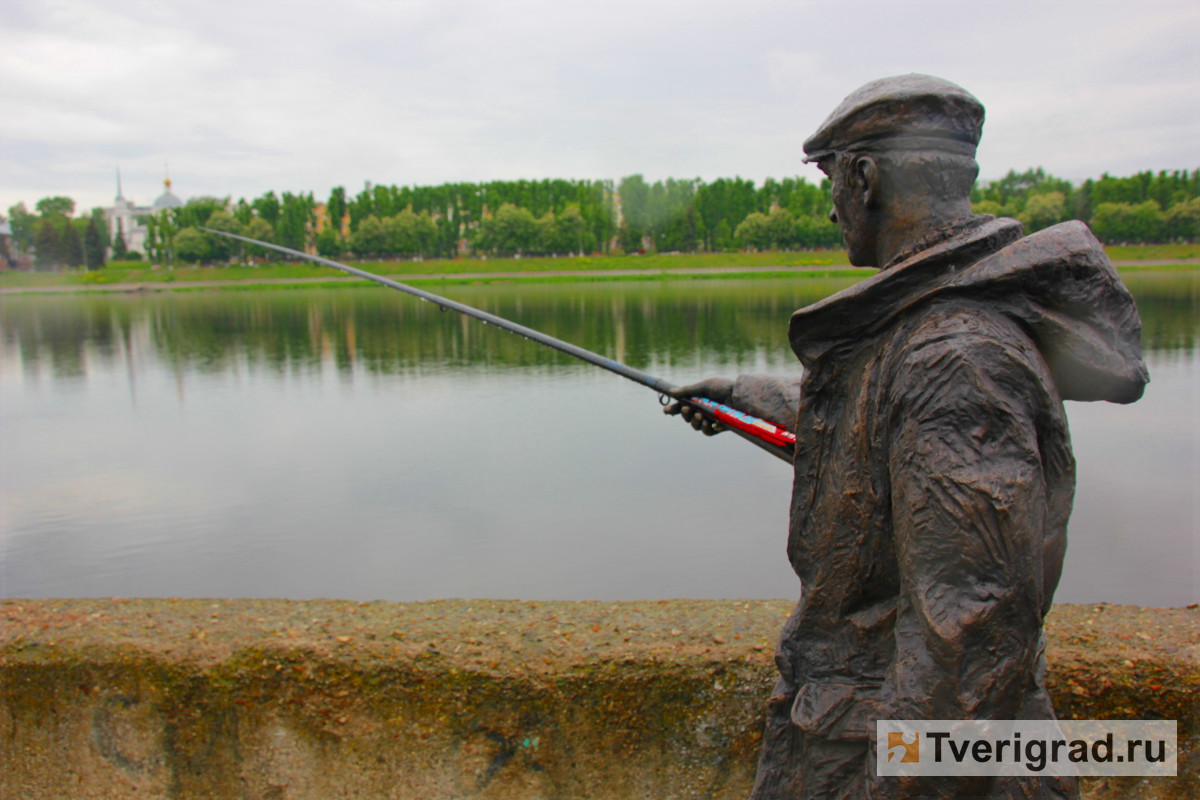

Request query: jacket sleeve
[
  {"left": 730, "top": 374, "right": 802, "bottom": 432},
  {"left": 880, "top": 310, "right": 1061, "bottom": 724}
]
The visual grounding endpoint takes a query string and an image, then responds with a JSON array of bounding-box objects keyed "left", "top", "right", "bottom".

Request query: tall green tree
[
  {"left": 316, "top": 226, "right": 344, "bottom": 257},
  {"left": 144, "top": 212, "right": 177, "bottom": 263},
  {"left": 1164, "top": 197, "right": 1199, "bottom": 242},
  {"left": 62, "top": 220, "right": 84, "bottom": 268},
  {"left": 173, "top": 227, "right": 211, "bottom": 263},
  {"left": 233, "top": 199, "right": 254, "bottom": 226},
  {"left": 111, "top": 219, "right": 129, "bottom": 260},
  {"left": 6, "top": 203, "right": 37, "bottom": 254},
  {"left": 173, "top": 197, "right": 226, "bottom": 230},
  {"left": 84, "top": 215, "right": 107, "bottom": 269},
  {"left": 1091, "top": 201, "right": 1166, "bottom": 244},
  {"left": 35, "top": 196, "right": 75, "bottom": 218},
  {"left": 1019, "top": 191, "right": 1067, "bottom": 233},
  {"left": 253, "top": 191, "right": 281, "bottom": 226},
  {"left": 327, "top": 186, "right": 347, "bottom": 234},
  {"left": 350, "top": 215, "right": 389, "bottom": 258},
  {"left": 277, "top": 192, "right": 313, "bottom": 250},
  {"left": 204, "top": 210, "right": 242, "bottom": 261},
  {"left": 34, "top": 217, "right": 62, "bottom": 269},
  {"left": 794, "top": 214, "right": 843, "bottom": 248},
  {"left": 695, "top": 178, "right": 757, "bottom": 250},
  {"left": 542, "top": 205, "right": 588, "bottom": 254},
  {"left": 390, "top": 209, "right": 437, "bottom": 257},
  {"left": 735, "top": 206, "right": 796, "bottom": 250},
  {"left": 617, "top": 175, "right": 650, "bottom": 251},
  {"left": 241, "top": 217, "right": 276, "bottom": 260},
  {"left": 473, "top": 204, "right": 539, "bottom": 256}
]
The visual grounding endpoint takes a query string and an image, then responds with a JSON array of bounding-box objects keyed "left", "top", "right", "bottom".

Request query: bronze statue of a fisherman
[{"left": 669, "top": 75, "right": 1148, "bottom": 799}]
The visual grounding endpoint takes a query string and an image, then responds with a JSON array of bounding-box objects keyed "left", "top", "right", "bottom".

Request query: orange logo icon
[{"left": 887, "top": 731, "right": 920, "bottom": 763}]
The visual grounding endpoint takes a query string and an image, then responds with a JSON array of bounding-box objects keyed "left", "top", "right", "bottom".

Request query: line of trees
[
  {"left": 972, "top": 168, "right": 1199, "bottom": 243},
  {"left": 6, "top": 197, "right": 108, "bottom": 270},
  {"left": 130, "top": 175, "right": 844, "bottom": 264},
  {"left": 5, "top": 168, "right": 1196, "bottom": 269}
]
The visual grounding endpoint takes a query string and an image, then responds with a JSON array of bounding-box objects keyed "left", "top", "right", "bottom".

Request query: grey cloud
[{"left": 1, "top": 0, "right": 1195, "bottom": 212}]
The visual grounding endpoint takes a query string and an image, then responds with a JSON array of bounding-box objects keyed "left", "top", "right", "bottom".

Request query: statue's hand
[{"left": 663, "top": 378, "right": 734, "bottom": 436}]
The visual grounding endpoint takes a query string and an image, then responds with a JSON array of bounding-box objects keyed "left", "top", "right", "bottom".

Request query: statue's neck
[{"left": 874, "top": 199, "right": 977, "bottom": 269}]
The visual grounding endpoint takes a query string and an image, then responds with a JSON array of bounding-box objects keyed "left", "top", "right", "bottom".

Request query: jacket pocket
[{"left": 790, "top": 680, "right": 881, "bottom": 741}]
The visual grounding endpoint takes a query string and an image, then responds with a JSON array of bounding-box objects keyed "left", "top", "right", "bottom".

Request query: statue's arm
[
  {"left": 729, "top": 374, "right": 802, "bottom": 428},
  {"left": 882, "top": 320, "right": 1055, "bottom": 722},
  {"left": 664, "top": 374, "right": 801, "bottom": 434}
]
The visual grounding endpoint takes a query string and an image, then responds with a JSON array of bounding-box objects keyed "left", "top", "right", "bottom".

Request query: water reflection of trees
[
  {"left": 3, "top": 272, "right": 1195, "bottom": 380},
  {"left": 2, "top": 294, "right": 132, "bottom": 378},
  {"left": 1120, "top": 271, "right": 1199, "bottom": 355}
]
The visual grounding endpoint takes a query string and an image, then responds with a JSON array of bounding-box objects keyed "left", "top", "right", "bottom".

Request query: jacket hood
[{"left": 789, "top": 218, "right": 1148, "bottom": 403}]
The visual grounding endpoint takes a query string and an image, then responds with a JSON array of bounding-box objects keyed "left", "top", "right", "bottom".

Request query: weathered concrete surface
[{"left": 1, "top": 599, "right": 1195, "bottom": 799}]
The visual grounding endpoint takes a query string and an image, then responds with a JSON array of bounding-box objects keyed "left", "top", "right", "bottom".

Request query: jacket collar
[{"left": 789, "top": 216, "right": 1024, "bottom": 366}]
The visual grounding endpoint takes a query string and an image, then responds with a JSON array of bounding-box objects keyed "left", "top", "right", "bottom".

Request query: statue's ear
[{"left": 852, "top": 155, "right": 880, "bottom": 209}]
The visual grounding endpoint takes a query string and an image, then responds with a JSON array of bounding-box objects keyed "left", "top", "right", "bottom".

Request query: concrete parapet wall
[{"left": 1, "top": 599, "right": 1195, "bottom": 799}]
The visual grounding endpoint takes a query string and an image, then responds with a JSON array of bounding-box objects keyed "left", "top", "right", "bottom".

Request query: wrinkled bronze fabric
[{"left": 738, "top": 218, "right": 1147, "bottom": 799}]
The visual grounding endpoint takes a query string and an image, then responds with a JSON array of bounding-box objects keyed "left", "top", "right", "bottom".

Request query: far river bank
[{"left": 2, "top": 254, "right": 1198, "bottom": 295}]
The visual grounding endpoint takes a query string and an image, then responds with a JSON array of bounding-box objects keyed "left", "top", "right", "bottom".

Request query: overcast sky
[{"left": 2, "top": 0, "right": 1197, "bottom": 215}]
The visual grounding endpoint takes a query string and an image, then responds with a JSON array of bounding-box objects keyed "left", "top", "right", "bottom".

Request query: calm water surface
[{"left": 2, "top": 272, "right": 1196, "bottom": 605}]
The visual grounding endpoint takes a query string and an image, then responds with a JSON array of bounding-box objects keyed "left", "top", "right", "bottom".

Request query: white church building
[{"left": 105, "top": 170, "right": 183, "bottom": 256}]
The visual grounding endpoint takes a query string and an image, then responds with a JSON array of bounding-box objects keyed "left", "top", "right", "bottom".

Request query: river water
[{"left": 2, "top": 272, "right": 1196, "bottom": 605}]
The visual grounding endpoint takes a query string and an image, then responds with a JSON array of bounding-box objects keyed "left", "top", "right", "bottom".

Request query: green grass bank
[
  {"left": 2, "top": 244, "right": 1195, "bottom": 294},
  {"left": 2, "top": 599, "right": 1195, "bottom": 800}
]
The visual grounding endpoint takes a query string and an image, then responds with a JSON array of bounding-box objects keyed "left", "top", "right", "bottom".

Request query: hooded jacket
[{"left": 744, "top": 217, "right": 1147, "bottom": 799}]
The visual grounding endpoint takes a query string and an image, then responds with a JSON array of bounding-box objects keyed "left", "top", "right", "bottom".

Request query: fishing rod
[{"left": 200, "top": 228, "right": 796, "bottom": 462}]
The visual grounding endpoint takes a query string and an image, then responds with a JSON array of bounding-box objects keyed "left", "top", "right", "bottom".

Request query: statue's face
[{"left": 819, "top": 156, "right": 877, "bottom": 268}]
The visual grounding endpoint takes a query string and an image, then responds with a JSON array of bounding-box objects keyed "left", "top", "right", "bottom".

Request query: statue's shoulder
[
  {"left": 986, "top": 220, "right": 1111, "bottom": 272},
  {"left": 953, "top": 219, "right": 1147, "bottom": 404}
]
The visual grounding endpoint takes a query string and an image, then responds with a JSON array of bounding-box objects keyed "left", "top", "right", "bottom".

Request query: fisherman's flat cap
[{"left": 803, "top": 74, "right": 984, "bottom": 162}]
